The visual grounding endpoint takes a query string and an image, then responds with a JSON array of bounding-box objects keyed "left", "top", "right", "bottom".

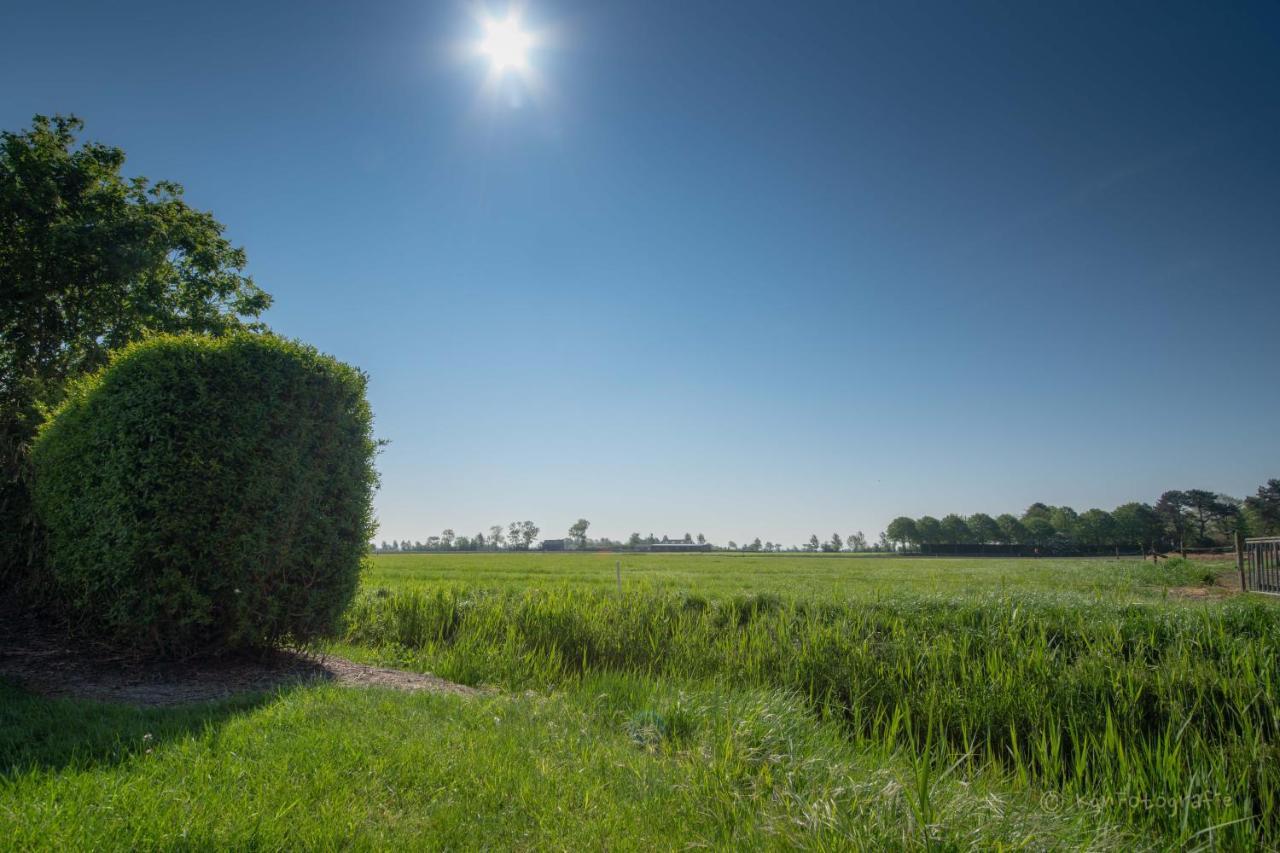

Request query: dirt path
[{"left": 0, "top": 615, "right": 476, "bottom": 707}]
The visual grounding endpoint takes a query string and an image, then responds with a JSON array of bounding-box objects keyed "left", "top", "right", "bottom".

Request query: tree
[
  {"left": 827, "top": 532, "right": 843, "bottom": 552},
  {"left": 1182, "top": 489, "right": 1228, "bottom": 545},
  {"left": 2, "top": 116, "right": 270, "bottom": 404},
  {"left": 1155, "top": 491, "right": 1190, "bottom": 551},
  {"left": 806, "top": 534, "right": 820, "bottom": 552},
  {"left": 1022, "top": 503, "right": 1052, "bottom": 523},
  {"left": 727, "top": 540, "right": 738, "bottom": 550},
  {"left": 939, "top": 514, "right": 972, "bottom": 544},
  {"left": 1212, "top": 494, "right": 1246, "bottom": 540},
  {"left": 683, "top": 532, "right": 692, "bottom": 544},
  {"left": 512, "top": 520, "right": 539, "bottom": 548},
  {"left": 1048, "top": 506, "right": 1079, "bottom": 542},
  {"left": 915, "top": 516, "right": 942, "bottom": 545},
  {"left": 848, "top": 531, "right": 867, "bottom": 552},
  {"left": 967, "top": 513, "right": 1001, "bottom": 545},
  {"left": 1245, "top": 479, "right": 1280, "bottom": 535},
  {"left": 628, "top": 532, "right": 642, "bottom": 548},
  {"left": 1075, "top": 509, "right": 1114, "bottom": 550},
  {"left": 568, "top": 518, "right": 590, "bottom": 548},
  {"left": 696, "top": 533, "right": 706, "bottom": 545},
  {"left": 749, "top": 537, "right": 762, "bottom": 552},
  {"left": 2, "top": 115, "right": 272, "bottom": 584},
  {"left": 995, "top": 514, "right": 1026, "bottom": 545},
  {"left": 1112, "top": 502, "right": 1161, "bottom": 552},
  {"left": 474, "top": 532, "right": 486, "bottom": 550},
  {"left": 885, "top": 517, "right": 918, "bottom": 550},
  {"left": 1023, "top": 517, "right": 1056, "bottom": 547},
  {"left": 440, "top": 529, "right": 455, "bottom": 550}
]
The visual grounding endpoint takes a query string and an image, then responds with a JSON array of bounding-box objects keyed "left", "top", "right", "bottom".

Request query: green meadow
[
  {"left": 4, "top": 554, "right": 1278, "bottom": 850},
  {"left": 362, "top": 550, "right": 1221, "bottom": 599}
]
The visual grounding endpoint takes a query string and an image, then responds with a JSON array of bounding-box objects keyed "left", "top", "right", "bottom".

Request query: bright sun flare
[{"left": 478, "top": 14, "right": 532, "bottom": 73}]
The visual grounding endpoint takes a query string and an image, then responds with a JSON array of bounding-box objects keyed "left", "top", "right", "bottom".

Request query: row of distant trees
[
  {"left": 884, "top": 479, "right": 1280, "bottom": 553},
  {"left": 627, "top": 532, "right": 703, "bottom": 546},
  {"left": 372, "top": 480, "right": 1280, "bottom": 555},
  {"left": 376, "top": 520, "right": 709, "bottom": 552},
  {"left": 376, "top": 520, "right": 540, "bottom": 553},
  {"left": 375, "top": 520, "right": 888, "bottom": 554},
  {"left": 726, "top": 532, "right": 885, "bottom": 553}
]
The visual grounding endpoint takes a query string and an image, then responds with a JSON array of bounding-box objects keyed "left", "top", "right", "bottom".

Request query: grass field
[
  {"left": 363, "top": 550, "right": 1221, "bottom": 600},
  {"left": 4, "top": 553, "right": 1278, "bottom": 849}
]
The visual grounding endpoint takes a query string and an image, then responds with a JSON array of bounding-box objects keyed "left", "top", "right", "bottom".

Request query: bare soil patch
[
  {"left": 1167, "top": 565, "right": 1243, "bottom": 600},
  {"left": 0, "top": 610, "right": 476, "bottom": 707}
]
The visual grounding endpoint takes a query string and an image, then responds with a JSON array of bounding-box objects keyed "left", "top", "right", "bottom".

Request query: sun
[{"left": 478, "top": 13, "right": 532, "bottom": 73}]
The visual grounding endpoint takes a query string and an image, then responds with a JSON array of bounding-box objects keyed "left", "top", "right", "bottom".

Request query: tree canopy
[
  {"left": 1246, "top": 480, "right": 1280, "bottom": 535},
  {"left": 2, "top": 115, "right": 270, "bottom": 411}
]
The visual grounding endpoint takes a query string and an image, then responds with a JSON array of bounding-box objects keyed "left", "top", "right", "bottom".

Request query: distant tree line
[
  {"left": 736, "top": 531, "right": 887, "bottom": 553},
  {"left": 371, "top": 480, "right": 1280, "bottom": 556},
  {"left": 883, "top": 479, "right": 1280, "bottom": 555},
  {"left": 373, "top": 521, "right": 893, "bottom": 554},
  {"left": 626, "top": 532, "right": 703, "bottom": 547},
  {"left": 376, "top": 520, "right": 540, "bottom": 553}
]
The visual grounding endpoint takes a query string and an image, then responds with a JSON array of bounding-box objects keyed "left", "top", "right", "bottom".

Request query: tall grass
[{"left": 342, "top": 586, "right": 1280, "bottom": 848}]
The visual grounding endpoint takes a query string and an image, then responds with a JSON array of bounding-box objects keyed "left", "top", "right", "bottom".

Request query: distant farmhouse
[{"left": 540, "top": 539, "right": 566, "bottom": 551}]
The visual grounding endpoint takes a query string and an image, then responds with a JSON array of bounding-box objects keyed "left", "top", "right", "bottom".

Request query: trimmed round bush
[{"left": 32, "top": 333, "right": 378, "bottom": 657}]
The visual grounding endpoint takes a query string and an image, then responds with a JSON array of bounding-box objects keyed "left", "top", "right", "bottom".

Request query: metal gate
[{"left": 1243, "top": 537, "right": 1280, "bottom": 595}]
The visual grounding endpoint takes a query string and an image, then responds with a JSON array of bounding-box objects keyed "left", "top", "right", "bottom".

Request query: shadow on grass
[{"left": 0, "top": 677, "right": 286, "bottom": 776}]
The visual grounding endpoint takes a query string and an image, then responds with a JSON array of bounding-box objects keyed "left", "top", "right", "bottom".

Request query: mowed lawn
[
  {"left": 0, "top": 676, "right": 1106, "bottom": 849},
  {"left": 5, "top": 553, "right": 1277, "bottom": 850},
  {"left": 363, "top": 550, "right": 1219, "bottom": 601}
]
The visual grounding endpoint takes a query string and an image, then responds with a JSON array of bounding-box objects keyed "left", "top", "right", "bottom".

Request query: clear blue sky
[{"left": 5, "top": 1, "right": 1279, "bottom": 545}]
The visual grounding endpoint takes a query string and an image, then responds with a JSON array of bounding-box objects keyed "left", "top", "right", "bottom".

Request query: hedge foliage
[{"left": 32, "top": 334, "right": 378, "bottom": 657}]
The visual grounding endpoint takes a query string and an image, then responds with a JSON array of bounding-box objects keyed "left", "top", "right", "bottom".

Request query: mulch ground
[{"left": 0, "top": 609, "right": 477, "bottom": 707}]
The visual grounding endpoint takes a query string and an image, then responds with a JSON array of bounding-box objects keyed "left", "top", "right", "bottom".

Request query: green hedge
[{"left": 32, "top": 334, "right": 378, "bottom": 657}]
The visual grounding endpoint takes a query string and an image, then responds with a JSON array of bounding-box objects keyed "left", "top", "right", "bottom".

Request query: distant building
[
  {"left": 540, "top": 539, "right": 566, "bottom": 551},
  {"left": 648, "top": 542, "right": 712, "bottom": 552}
]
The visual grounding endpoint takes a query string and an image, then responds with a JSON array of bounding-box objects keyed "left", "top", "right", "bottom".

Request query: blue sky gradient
[{"left": 5, "top": 1, "right": 1278, "bottom": 544}]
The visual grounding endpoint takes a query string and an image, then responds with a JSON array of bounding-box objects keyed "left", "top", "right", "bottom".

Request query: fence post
[
  {"left": 616, "top": 560, "right": 621, "bottom": 594},
  {"left": 1236, "top": 531, "right": 1247, "bottom": 593}
]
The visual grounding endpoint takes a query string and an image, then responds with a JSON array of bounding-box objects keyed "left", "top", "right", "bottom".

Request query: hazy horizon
[{"left": 5, "top": 0, "right": 1278, "bottom": 545}]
